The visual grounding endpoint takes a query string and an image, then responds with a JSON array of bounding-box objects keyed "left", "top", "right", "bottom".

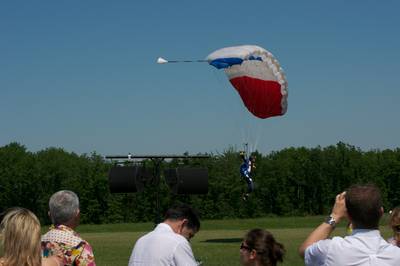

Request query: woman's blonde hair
[{"left": 0, "top": 207, "right": 42, "bottom": 266}]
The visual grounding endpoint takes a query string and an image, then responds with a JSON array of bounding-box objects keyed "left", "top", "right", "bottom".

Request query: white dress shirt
[
  {"left": 128, "top": 223, "right": 198, "bottom": 266},
  {"left": 305, "top": 229, "right": 400, "bottom": 266}
]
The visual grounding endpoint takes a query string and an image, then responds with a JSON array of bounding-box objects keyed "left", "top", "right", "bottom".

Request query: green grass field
[{"left": 72, "top": 215, "right": 394, "bottom": 266}]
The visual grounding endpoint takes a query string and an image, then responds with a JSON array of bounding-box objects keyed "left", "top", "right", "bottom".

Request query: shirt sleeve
[
  {"left": 173, "top": 241, "right": 198, "bottom": 266},
  {"left": 75, "top": 242, "right": 96, "bottom": 266},
  {"left": 304, "top": 239, "right": 331, "bottom": 266}
]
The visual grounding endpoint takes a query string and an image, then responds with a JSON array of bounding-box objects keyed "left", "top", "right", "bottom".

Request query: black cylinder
[
  {"left": 108, "top": 166, "right": 145, "bottom": 193},
  {"left": 164, "top": 168, "right": 208, "bottom": 194}
]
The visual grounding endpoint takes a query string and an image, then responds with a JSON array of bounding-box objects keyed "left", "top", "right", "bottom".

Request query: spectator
[
  {"left": 128, "top": 203, "right": 200, "bottom": 266},
  {"left": 299, "top": 184, "right": 400, "bottom": 265},
  {"left": 0, "top": 207, "right": 62, "bottom": 266},
  {"left": 41, "top": 190, "right": 96, "bottom": 266},
  {"left": 388, "top": 207, "right": 400, "bottom": 247},
  {"left": 240, "top": 228, "right": 285, "bottom": 266}
]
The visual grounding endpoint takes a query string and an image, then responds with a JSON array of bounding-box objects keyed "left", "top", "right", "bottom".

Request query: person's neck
[
  {"left": 353, "top": 226, "right": 379, "bottom": 230},
  {"left": 62, "top": 218, "right": 78, "bottom": 230},
  {"left": 246, "top": 260, "right": 261, "bottom": 266},
  {"left": 163, "top": 220, "right": 180, "bottom": 234}
]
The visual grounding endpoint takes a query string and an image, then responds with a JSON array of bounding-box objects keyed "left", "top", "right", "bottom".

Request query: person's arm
[{"left": 298, "top": 192, "right": 347, "bottom": 258}]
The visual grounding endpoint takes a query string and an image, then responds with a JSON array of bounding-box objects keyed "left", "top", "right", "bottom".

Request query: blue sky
[{"left": 1, "top": 1, "right": 399, "bottom": 156}]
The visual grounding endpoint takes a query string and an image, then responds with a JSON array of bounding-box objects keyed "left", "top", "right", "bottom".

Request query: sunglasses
[{"left": 240, "top": 243, "right": 253, "bottom": 251}]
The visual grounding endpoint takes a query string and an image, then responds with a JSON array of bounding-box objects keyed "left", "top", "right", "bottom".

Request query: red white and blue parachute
[{"left": 206, "top": 45, "right": 288, "bottom": 119}]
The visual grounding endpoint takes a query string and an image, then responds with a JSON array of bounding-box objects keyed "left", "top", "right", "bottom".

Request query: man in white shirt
[
  {"left": 128, "top": 203, "right": 200, "bottom": 266},
  {"left": 299, "top": 184, "right": 400, "bottom": 266}
]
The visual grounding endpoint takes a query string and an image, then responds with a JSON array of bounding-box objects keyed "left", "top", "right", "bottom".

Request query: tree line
[{"left": 1, "top": 142, "right": 399, "bottom": 224}]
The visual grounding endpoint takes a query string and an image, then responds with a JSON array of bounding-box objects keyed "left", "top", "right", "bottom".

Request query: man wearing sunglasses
[
  {"left": 128, "top": 203, "right": 200, "bottom": 266},
  {"left": 299, "top": 184, "right": 400, "bottom": 266}
]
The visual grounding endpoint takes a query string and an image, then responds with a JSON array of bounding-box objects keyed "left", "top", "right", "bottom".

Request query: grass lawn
[{"left": 72, "top": 215, "right": 394, "bottom": 266}]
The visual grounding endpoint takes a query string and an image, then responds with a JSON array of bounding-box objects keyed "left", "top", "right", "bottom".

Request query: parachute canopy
[{"left": 206, "top": 45, "right": 288, "bottom": 119}]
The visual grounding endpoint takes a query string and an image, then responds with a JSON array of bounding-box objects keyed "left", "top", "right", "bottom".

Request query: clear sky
[{"left": 1, "top": 1, "right": 399, "bottom": 156}]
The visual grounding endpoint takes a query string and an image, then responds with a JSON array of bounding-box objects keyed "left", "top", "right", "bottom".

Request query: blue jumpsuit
[{"left": 240, "top": 158, "right": 254, "bottom": 193}]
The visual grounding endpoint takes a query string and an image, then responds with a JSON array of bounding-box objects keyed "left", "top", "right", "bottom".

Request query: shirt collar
[
  {"left": 157, "top": 222, "right": 174, "bottom": 233},
  {"left": 52, "top": 224, "right": 79, "bottom": 236},
  {"left": 351, "top": 229, "right": 380, "bottom": 236}
]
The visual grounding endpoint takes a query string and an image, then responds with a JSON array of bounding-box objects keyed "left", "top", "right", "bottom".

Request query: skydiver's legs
[
  {"left": 245, "top": 176, "right": 254, "bottom": 193},
  {"left": 241, "top": 173, "right": 254, "bottom": 201}
]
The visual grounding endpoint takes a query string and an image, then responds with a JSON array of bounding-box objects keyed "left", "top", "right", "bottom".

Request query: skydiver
[{"left": 239, "top": 151, "right": 255, "bottom": 201}]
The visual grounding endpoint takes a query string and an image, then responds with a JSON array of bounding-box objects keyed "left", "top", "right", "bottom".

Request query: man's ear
[
  {"left": 380, "top": 207, "right": 384, "bottom": 217},
  {"left": 178, "top": 219, "right": 188, "bottom": 233},
  {"left": 182, "top": 218, "right": 188, "bottom": 227},
  {"left": 249, "top": 249, "right": 257, "bottom": 260},
  {"left": 48, "top": 211, "right": 51, "bottom": 218},
  {"left": 75, "top": 209, "right": 81, "bottom": 221},
  {"left": 180, "top": 218, "right": 188, "bottom": 229}
]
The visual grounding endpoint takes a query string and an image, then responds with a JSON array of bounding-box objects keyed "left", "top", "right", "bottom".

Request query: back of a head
[
  {"left": 164, "top": 203, "right": 200, "bottom": 231},
  {"left": 345, "top": 184, "right": 382, "bottom": 229},
  {"left": 49, "top": 190, "right": 80, "bottom": 225},
  {"left": 245, "top": 229, "right": 285, "bottom": 266},
  {"left": 0, "top": 207, "right": 41, "bottom": 266}
]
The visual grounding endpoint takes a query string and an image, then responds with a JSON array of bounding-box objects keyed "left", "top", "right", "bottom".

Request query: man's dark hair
[
  {"left": 164, "top": 203, "right": 200, "bottom": 231},
  {"left": 345, "top": 184, "right": 383, "bottom": 229}
]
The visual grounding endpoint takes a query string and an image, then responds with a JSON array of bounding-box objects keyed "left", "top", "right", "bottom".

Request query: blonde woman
[{"left": 0, "top": 207, "right": 62, "bottom": 266}]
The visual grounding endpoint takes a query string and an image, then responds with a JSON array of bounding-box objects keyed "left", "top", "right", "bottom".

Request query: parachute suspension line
[
  {"left": 209, "top": 68, "right": 247, "bottom": 153},
  {"left": 209, "top": 67, "right": 249, "bottom": 154},
  {"left": 230, "top": 67, "right": 252, "bottom": 154},
  {"left": 241, "top": 118, "right": 258, "bottom": 155},
  {"left": 242, "top": 142, "right": 258, "bottom": 157},
  {"left": 241, "top": 128, "right": 249, "bottom": 153},
  {"left": 243, "top": 143, "right": 249, "bottom": 156},
  {"left": 240, "top": 74, "right": 263, "bottom": 156},
  {"left": 252, "top": 124, "right": 262, "bottom": 154},
  {"left": 239, "top": 99, "right": 251, "bottom": 153}
]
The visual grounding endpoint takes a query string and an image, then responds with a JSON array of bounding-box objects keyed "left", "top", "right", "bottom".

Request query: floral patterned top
[{"left": 42, "top": 225, "right": 96, "bottom": 266}]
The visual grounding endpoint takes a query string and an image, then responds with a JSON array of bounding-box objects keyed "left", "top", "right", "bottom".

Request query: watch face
[{"left": 325, "top": 216, "right": 336, "bottom": 226}]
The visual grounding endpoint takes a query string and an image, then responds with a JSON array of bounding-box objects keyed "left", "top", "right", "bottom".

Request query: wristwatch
[{"left": 324, "top": 215, "right": 336, "bottom": 228}]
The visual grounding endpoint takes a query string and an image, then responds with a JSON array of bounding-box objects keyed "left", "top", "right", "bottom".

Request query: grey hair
[{"left": 49, "top": 190, "right": 80, "bottom": 225}]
